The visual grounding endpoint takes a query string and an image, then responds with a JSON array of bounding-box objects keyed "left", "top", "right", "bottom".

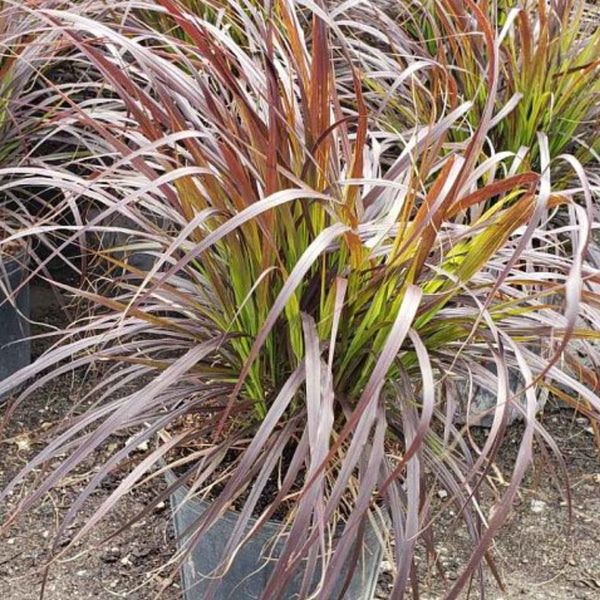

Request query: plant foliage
[{"left": 1, "top": 1, "right": 600, "bottom": 599}]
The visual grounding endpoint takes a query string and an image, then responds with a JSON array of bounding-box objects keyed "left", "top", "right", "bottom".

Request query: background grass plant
[{"left": 362, "top": 0, "right": 600, "bottom": 178}]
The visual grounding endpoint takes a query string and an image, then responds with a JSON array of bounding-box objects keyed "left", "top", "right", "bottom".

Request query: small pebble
[
  {"left": 530, "top": 499, "right": 547, "bottom": 514},
  {"left": 379, "top": 560, "right": 393, "bottom": 574},
  {"left": 124, "top": 435, "right": 149, "bottom": 452},
  {"left": 100, "top": 547, "right": 121, "bottom": 563},
  {"left": 133, "top": 546, "right": 151, "bottom": 558},
  {"left": 15, "top": 436, "right": 30, "bottom": 451}
]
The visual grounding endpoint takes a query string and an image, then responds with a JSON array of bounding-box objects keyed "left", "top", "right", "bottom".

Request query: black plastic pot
[
  {"left": 0, "top": 249, "right": 30, "bottom": 391},
  {"left": 454, "top": 362, "right": 548, "bottom": 427},
  {"left": 166, "top": 469, "right": 384, "bottom": 600}
]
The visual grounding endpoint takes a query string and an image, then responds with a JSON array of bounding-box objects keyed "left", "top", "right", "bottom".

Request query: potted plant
[
  {"left": 0, "top": 0, "right": 120, "bottom": 384},
  {"left": 0, "top": 1, "right": 66, "bottom": 386},
  {"left": 0, "top": 230, "right": 31, "bottom": 385},
  {"left": 1, "top": 1, "right": 599, "bottom": 599}
]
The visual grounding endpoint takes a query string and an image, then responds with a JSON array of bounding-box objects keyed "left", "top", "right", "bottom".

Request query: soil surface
[
  {"left": 1, "top": 280, "right": 599, "bottom": 600},
  {"left": 376, "top": 412, "right": 600, "bottom": 600},
  {"left": 1, "top": 280, "right": 180, "bottom": 600}
]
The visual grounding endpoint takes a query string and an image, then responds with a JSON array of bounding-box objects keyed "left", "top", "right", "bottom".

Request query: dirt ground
[
  {"left": 1, "top": 280, "right": 180, "bottom": 600},
  {"left": 1, "top": 281, "right": 599, "bottom": 600},
  {"left": 381, "top": 411, "right": 600, "bottom": 600}
]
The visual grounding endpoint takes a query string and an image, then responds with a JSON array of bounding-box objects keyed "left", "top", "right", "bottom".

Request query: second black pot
[{"left": 0, "top": 250, "right": 31, "bottom": 393}]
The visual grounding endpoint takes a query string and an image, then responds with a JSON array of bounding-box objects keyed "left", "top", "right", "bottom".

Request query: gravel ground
[
  {"left": 1, "top": 280, "right": 180, "bottom": 600},
  {"left": 376, "top": 411, "right": 600, "bottom": 600}
]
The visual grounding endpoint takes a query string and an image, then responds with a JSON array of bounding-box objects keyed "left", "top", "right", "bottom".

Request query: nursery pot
[
  {"left": 166, "top": 468, "right": 384, "bottom": 600},
  {"left": 0, "top": 246, "right": 30, "bottom": 390},
  {"left": 86, "top": 207, "right": 164, "bottom": 274},
  {"left": 455, "top": 363, "right": 548, "bottom": 427},
  {"left": 462, "top": 379, "right": 548, "bottom": 428}
]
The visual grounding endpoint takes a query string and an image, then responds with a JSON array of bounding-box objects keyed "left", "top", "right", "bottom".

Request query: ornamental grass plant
[
  {"left": 1, "top": 1, "right": 600, "bottom": 598},
  {"left": 0, "top": 0, "right": 64, "bottom": 248},
  {"left": 0, "top": 0, "right": 123, "bottom": 266},
  {"left": 368, "top": 0, "right": 600, "bottom": 175}
]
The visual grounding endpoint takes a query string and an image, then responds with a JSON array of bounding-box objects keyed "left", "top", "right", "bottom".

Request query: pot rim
[{"left": 157, "top": 431, "right": 389, "bottom": 536}]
